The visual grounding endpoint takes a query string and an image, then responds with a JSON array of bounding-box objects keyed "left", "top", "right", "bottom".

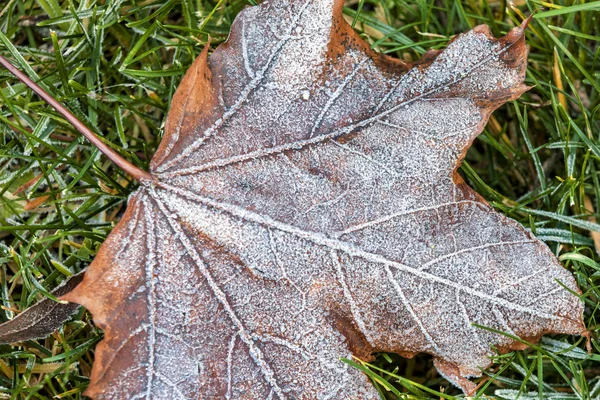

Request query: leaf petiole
[{"left": 0, "top": 55, "right": 154, "bottom": 183}]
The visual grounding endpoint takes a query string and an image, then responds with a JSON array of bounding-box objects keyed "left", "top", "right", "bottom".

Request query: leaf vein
[
  {"left": 156, "top": 0, "right": 314, "bottom": 173},
  {"left": 150, "top": 190, "right": 286, "bottom": 399},
  {"left": 157, "top": 183, "right": 562, "bottom": 323},
  {"left": 159, "top": 32, "right": 522, "bottom": 178}
]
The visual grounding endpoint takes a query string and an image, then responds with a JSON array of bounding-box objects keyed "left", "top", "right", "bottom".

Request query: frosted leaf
[
  {"left": 0, "top": 271, "right": 83, "bottom": 344},
  {"left": 62, "top": 0, "right": 584, "bottom": 398}
]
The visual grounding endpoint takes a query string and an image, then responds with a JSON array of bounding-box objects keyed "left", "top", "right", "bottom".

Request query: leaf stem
[{"left": 0, "top": 55, "right": 154, "bottom": 183}]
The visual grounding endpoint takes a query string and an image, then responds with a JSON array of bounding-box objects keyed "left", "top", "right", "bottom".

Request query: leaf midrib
[{"left": 154, "top": 182, "right": 563, "bottom": 323}]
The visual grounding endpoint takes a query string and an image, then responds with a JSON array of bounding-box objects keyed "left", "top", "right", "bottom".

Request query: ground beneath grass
[{"left": 0, "top": 0, "right": 598, "bottom": 399}]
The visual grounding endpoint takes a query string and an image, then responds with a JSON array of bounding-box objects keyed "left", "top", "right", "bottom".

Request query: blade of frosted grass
[
  {"left": 122, "top": 45, "right": 171, "bottom": 67},
  {"left": 0, "top": 223, "right": 112, "bottom": 231},
  {"left": 537, "top": 351, "right": 543, "bottom": 400},
  {"left": 509, "top": 360, "right": 556, "bottom": 393},
  {"left": 114, "top": 106, "right": 127, "bottom": 148},
  {"left": 559, "top": 104, "right": 600, "bottom": 158},
  {"left": 472, "top": 324, "right": 573, "bottom": 371},
  {"left": 42, "top": 337, "right": 101, "bottom": 363},
  {"left": 454, "top": 0, "right": 473, "bottom": 30},
  {"left": 49, "top": 31, "right": 71, "bottom": 94},
  {"left": 537, "top": 23, "right": 600, "bottom": 93},
  {"left": 543, "top": 142, "right": 588, "bottom": 149},
  {"left": 549, "top": 359, "right": 581, "bottom": 396},
  {"left": 0, "top": 31, "right": 48, "bottom": 91},
  {"left": 64, "top": 149, "right": 99, "bottom": 192},
  {"left": 383, "top": 38, "right": 448, "bottom": 53},
  {"left": 343, "top": 359, "right": 409, "bottom": 399},
  {"left": 126, "top": 0, "right": 176, "bottom": 28},
  {"left": 345, "top": 358, "right": 456, "bottom": 399},
  {"left": 199, "top": 0, "right": 225, "bottom": 31},
  {"left": 343, "top": 7, "right": 425, "bottom": 53},
  {"left": 4, "top": 122, "right": 65, "bottom": 224},
  {"left": 513, "top": 103, "right": 547, "bottom": 193},
  {"left": 119, "top": 68, "right": 185, "bottom": 78},
  {"left": 460, "top": 161, "right": 505, "bottom": 202},
  {"left": 517, "top": 354, "right": 536, "bottom": 395},
  {"left": 0, "top": 115, "right": 82, "bottom": 168},
  {"left": 35, "top": 0, "right": 63, "bottom": 19},
  {"left": 371, "top": 22, "right": 421, "bottom": 47},
  {"left": 531, "top": 228, "right": 594, "bottom": 246},
  {"left": 128, "top": 26, "right": 176, "bottom": 46},
  {"left": 521, "top": 208, "right": 600, "bottom": 233},
  {"left": 548, "top": 25, "right": 600, "bottom": 41},
  {"left": 534, "top": 2, "right": 600, "bottom": 19},
  {"left": 117, "top": 20, "right": 160, "bottom": 67},
  {"left": 37, "top": 8, "right": 106, "bottom": 26},
  {"left": 351, "top": 0, "right": 366, "bottom": 28},
  {"left": 473, "top": 358, "right": 516, "bottom": 399},
  {"left": 560, "top": 253, "right": 600, "bottom": 270}
]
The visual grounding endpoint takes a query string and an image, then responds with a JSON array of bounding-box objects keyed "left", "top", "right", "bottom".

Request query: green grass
[{"left": 0, "top": 0, "right": 598, "bottom": 398}]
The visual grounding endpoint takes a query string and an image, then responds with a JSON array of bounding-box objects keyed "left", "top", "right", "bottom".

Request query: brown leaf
[
  {"left": 60, "top": 0, "right": 584, "bottom": 398},
  {"left": 13, "top": 174, "right": 43, "bottom": 196},
  {"left": 23, "top": 194, "right": 52, "bottom": 211},
  {"left": 0, "top": 271, "right": 83, "bottom": 344}
]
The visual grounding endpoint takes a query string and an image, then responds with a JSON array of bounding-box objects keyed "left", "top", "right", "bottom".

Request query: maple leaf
[{"left": 0, "top": 0, "right": 585, "bottom": 398}]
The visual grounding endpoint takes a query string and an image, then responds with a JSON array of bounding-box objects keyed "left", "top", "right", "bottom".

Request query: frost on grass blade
[{"left": 495, "top": 389, "right": 581, "bottom": 400}]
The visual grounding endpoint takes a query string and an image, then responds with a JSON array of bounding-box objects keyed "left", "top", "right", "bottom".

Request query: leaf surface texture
[{"left": 63, "top": 0, "right": 585, "bottom": 398}]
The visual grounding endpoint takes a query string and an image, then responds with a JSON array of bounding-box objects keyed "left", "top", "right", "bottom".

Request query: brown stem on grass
[{"left": 0, "top": 55, "right": 154, "bottom": 183}]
